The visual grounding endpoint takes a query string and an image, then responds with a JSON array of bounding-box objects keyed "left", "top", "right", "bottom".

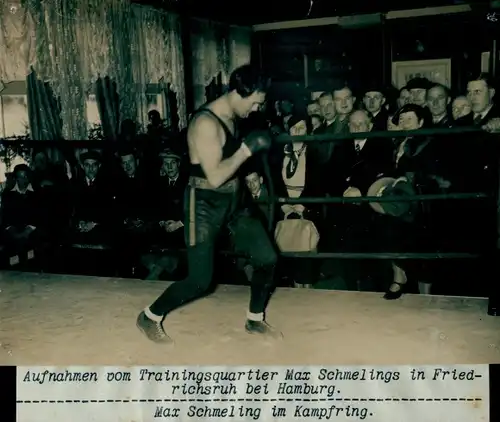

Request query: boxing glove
[{"left": 242, "top": 131, "right": 272, "bottom": 156}]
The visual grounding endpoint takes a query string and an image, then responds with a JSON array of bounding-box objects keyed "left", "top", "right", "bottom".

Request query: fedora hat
[{"left": 367, "top": 176, "right": 416, "bottom": 220}]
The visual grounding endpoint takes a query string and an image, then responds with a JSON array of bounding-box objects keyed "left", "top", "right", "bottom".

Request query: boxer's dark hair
[{"left": 229, "top": 64, "right": 271, "bottom": 98}]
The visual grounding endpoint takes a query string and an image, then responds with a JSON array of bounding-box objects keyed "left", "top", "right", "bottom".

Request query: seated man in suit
[
  {"left": 235, "top": 167, "right": 274, "bottom": 284},
  {"left": 142, "top": 148, "right": 188, "bottom": 280},
  {"left": 69, "top": 150, "right": 114, "bottom": 246},
  {"left": 336, "top": 109, "right": 394, "bottom": 291},
  {"left": 114, "top": 147, "right": 153, "bottom": 274},
  {"left": 1, "top": 164, "right": 45, "bottom": 257}
]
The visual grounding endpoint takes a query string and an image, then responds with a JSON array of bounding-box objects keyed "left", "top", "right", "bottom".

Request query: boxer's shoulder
[{"left": 188, "top": 112, "right": 224, "bottom": 147}]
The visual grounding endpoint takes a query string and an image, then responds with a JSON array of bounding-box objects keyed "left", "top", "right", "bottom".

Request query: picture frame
[{"left": 391, "top": 58, "right": 451, "bottom": 89}]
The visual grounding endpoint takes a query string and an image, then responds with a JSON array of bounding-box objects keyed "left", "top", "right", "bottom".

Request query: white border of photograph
[{"left": 392, "top": 58, "right": 451, "bottom": 89}]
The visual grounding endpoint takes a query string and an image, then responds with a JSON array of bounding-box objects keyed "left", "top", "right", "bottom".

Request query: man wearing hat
[
  {"left": 405, "top": 77, "right": 433, "bottom": 107},
  {"left": 155, "top": 148, "right": 187, "bottom": 236}
]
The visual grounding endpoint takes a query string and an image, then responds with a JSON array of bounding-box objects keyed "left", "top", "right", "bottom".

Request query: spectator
[
  {"left": 1, "top": 164, "right": 45, "bottom": 255},
  {"left": 269, "top": 113, "right": 323, "bottom": 288},
  {"left": 69, "top": 150, "right": 114, "bottom": 246}
]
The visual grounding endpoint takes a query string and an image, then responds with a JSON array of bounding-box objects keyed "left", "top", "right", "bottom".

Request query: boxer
[{"left": 137, "top": 64, "right": 280, "bottom": 343}]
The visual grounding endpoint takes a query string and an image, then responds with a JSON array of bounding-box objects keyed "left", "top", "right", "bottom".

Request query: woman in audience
[
  {"left": 377, "top": 104, "right": 448, "bottom": 299},
  {"left": 269, "top": 113, "right": 324, "bottom": 288}
]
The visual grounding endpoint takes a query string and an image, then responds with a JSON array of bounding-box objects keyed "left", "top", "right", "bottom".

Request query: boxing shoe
[
  {"left": 136, "top": 311, "right": 173, "bottom": 344},
  {"left": 245, "top": 320, "right": 283, "bottom": 339}
]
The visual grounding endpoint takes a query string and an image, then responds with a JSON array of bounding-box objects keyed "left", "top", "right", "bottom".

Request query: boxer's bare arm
[{"left": 189, "top": 115, "right": 249, "bottom": 188}]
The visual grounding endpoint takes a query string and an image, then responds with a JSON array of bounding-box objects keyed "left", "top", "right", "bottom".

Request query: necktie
[
  {"left": 355, "top": 143, "right": 361, "bottom": 153},
  {"left": 169, "top": 180, "right": 175, "bottom": 187},
  {"left": 474, "top": 115, "right": 482, "bottom": 125}
]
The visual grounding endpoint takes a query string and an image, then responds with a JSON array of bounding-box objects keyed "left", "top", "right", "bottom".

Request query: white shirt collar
[
  {"left": 474, "top": 104, "right": 493, "bottom": 120},
  {"left": 12, "top": 183, "right": 34, "bottom": 194},
  {"left": 253, "top": 189, "right": 262, "bottom": 199},
  {"left": 433, "top": 114, "right": 446, "bottom": 124},
  {"left": 354, "top": 139, "right": 367, "bottom": 150}
]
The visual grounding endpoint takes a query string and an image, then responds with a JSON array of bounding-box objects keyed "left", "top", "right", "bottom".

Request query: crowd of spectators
[{"left": 1, "top": 73, "right": 499, "bottom": 299}]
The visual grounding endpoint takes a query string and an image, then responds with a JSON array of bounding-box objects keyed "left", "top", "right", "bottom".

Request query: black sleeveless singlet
[{"left": 189, "top": 109, "right": 242, "bottom": 179}]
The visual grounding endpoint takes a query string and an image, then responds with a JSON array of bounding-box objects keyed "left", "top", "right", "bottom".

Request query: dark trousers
[{"left": 149, "top": 186, "right": 278, "bottom": 317}]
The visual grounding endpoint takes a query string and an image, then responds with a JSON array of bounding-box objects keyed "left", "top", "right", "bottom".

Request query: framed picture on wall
[{"left": 392, "top": 59, "right": 451, "bottom": 89}]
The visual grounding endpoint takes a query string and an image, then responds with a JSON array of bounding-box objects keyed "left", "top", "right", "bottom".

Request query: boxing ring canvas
[{"left": 0, "top": 271, "right": 499, "bottom": 366}]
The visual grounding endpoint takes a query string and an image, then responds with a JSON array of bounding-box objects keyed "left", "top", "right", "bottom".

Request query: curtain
[
  {"left": 190, "top": 18, "right": 230, "bottom": 109},
  {"left": 27, "top": 70, "right": 62, "bottom": 140},
  {"left": 24, "top": 0, "right": 87, "bottom": 140},
  {"left": 76, "top": 0, "right": 113, "bottom": 90},
  {"left": 0, "top": 1, "right": 36, "bottom": 82},
  {"left": 228, "top": 26, "right": 252, "bottom": 73},
  {"left": 190, "top": 19, "right": 253, "bottom": 109},
  {"left": 130, "top": 5, "right": 186, "bottom": 130},
  {"left": 205, "top": 73, "right": 225, "bottom": 103},
  {"left": 95, "top": 76, "right": 120, "bottom": 141}
]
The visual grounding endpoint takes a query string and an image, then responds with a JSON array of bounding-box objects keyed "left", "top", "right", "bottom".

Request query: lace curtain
[
  {"left": 130, "top": 5, "right": 186, "bottom": 130},
  {"left": 0, "top": 1, "right": 36, "bottom": 83},
  {"left": 190, "top": 19, "right": 252, "bottom": 109},
  {"left": 190, "top": 18, "right": 229, "bottom": 109},
  {"left": 229, "top": 25, "right": 252, "bottom": 74},
  {"left": 23, "top": 0, "right": 87, "bottom": 140}
]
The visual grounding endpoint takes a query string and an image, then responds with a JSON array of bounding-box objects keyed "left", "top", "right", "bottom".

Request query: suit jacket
[
  {"left": 315, "top": 117, "right": 350, "bottom": 165},
  {"left": 114, "top": 169, "right": 151, "bottom": 221},
  {"left": 71, "top": 173, "right": 114, "bottom": 227},
  {"left": 371, "top": 109, "right": 389, "bottom": 132},
  {"left": 154, "top": 169, "right": 189, "bottom": 222},
  {"left": 428, "top": 114, "right": 453, "bottom": 129},
  {"left": 240, "top": 184, "right": 275, "bottom": 229},
  {"left": 453, "top": 104, "right": 500, "bottom": 192},
  {"left": 335, "top": 137, "right": 395, "bottom": 196}
]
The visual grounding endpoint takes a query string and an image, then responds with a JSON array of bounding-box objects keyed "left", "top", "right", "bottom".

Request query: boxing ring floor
[{"left": 0, "top": 271, "right": 499, "bottom": 366}]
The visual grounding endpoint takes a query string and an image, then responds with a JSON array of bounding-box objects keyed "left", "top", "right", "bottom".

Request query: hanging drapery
[
  {"left": 0, "top": 1, "right": 36, "bottom": 83},
  {"left": 190, "top": 19, "right": 253, "bottom": 108},
  {"left": 130, "top": 5, "right": 186, "bottom": 130},
  {"left": 106, "top": 0, "right": 136, "bottom": 124},
  {"left": 27, "top": 69, "right": 62, "bottom": 140},
  {"left": 190, "top": 18, "right": 230, "bottom": 109},
  {"left": 95, "top": 76, "right": 120, "bottom": 141},
  {"left": 75, "top": 0, "right": 113, "bottom": 90},
  {"left": 24, "top": 0, "right": 87, "bottom": 140},
  {"left": 228, "top": 25, "right": 252, "bottom": 73}
]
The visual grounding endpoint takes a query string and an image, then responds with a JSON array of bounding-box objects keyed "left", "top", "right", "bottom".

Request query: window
[
  {"left": 0, "top": 94, "right": 29, "bottom": 138},
  {"left": 0, "top": 82, "right": 29, "bottom": 183},
  {"left": 86, "top": 94, "right": 101, "bottom": 129}
]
